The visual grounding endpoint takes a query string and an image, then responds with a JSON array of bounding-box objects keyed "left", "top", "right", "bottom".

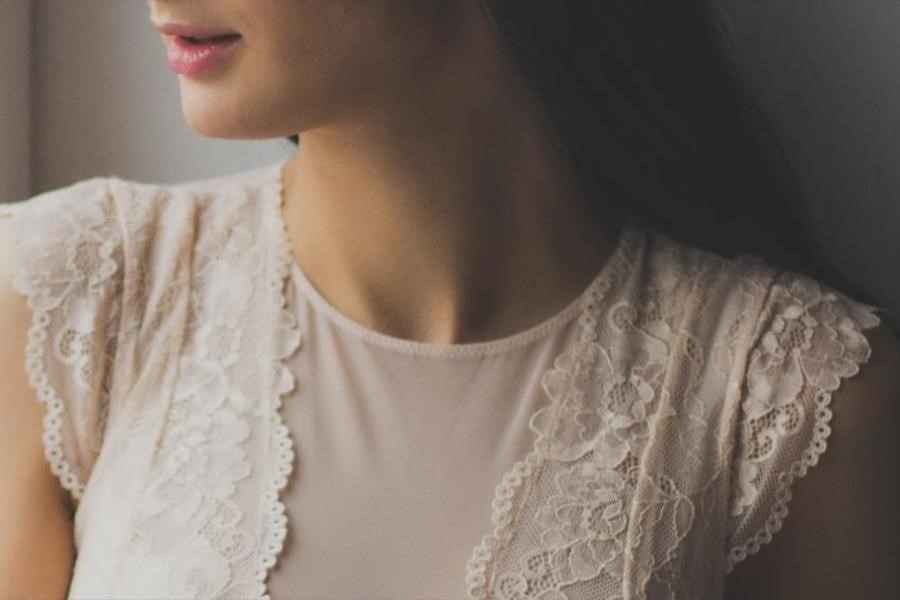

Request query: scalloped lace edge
[
  {"left": 1, "top": 181, "right": 117, "bottom": 506},
  {"left": 256, "top": 161, "right": 303, "bottom": 600},
  {"left": 24, "top": 294, "right": 90, "bottom": 502},
  {"left": 724, "top": 307, "right": 884, "bottom": 575}
]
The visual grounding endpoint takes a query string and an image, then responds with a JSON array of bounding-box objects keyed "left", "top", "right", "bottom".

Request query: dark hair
[{"left": 285, "top": 0, "right": 869, "bottom": 303}]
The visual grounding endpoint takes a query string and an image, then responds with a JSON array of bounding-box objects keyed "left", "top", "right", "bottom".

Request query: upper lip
[{"left": 151, "top": 20, "right": 240, "bottom": 38}]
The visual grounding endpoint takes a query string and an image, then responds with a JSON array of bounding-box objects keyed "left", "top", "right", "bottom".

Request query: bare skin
[
  {"left": 147, "top": 0, "right": 621, "bottom": 345},
  {"left": 0, "top": 214, "right": 77, "bottom": 599}
]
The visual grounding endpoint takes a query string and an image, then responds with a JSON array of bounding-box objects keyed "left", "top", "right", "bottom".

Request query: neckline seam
[{"left": 288, "top": 261, "right": 587, "bottom": 359}]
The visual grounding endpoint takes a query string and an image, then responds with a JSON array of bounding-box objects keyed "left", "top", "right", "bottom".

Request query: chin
[{"left": 182, "top": 111, "right": 289, "bottom": 141}]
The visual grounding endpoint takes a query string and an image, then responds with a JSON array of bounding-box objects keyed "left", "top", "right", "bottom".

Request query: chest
[
  {"left": 266, "top": 304, "right": 580, "bottom": 599},
  {"left": 71, "top": 302, "right": 742, "bottom": 600},
  {"left": 66, "top": 216, "right": 755, "bottom": 599}
]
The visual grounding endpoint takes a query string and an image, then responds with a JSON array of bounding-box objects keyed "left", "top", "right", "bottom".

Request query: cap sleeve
[
  {"left": 724, "top": 268, "right": 887, "bottom": 573},
  {"left": 0, "top": 178, "right": 124, "bottom": 505}
]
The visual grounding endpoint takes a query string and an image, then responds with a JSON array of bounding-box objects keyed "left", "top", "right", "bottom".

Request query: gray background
[{"left": 1, "top": 0, "right": 897, "bottom": 317}]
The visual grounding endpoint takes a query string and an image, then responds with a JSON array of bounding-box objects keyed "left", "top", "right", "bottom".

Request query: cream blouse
[
  {"left": 269, "top": 244, "right": 593, "bottom": 600},
  {"left": 0, "top": 159, "right": 887, "bottom": 600}
]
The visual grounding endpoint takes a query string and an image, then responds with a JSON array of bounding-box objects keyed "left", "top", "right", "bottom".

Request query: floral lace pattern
[
  {"left": 462, "top": 226, "right": 884, "bottom": 599},
  {"left": 724, "top": 269, "right": 883, "bottom": 573},
  {"left": 0, "top": 178, "right": 121, "bottom": 505},
  {"left": 2, "top": 170, "right": 304, "bottom": 600},
  {"left": 111, "top": 175, "right": 303, "bottom": 600},
  {"left": 1, "top": 161, "right": 886, "bottom": 600}
]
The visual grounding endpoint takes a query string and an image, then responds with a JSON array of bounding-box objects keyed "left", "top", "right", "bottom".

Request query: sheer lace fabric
[{"left": 0, "top": 159, "right": 886, "bottom": 599}]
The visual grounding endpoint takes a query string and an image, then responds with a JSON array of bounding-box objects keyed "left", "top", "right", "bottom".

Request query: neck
[{"left": 280, "top": 4, "right": 619, "bottom": 345}]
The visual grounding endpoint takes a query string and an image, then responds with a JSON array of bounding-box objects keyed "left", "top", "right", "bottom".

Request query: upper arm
[
  {"left": 724, "top": 318, "right": 900, "bottom": 599},
  {"left": 0, "top": 210, "right": 77, "bottom": 599}
]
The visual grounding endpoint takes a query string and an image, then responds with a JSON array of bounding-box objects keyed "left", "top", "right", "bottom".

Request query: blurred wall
[
  {"left": 30, "top": 0, "right": 290, "bottom": 190},
  {"left": 716, "top": 0, "right": 899, "bottom": 320},
  {"left": 2, "top": 0, "right": 897, "bottom": 315},
  {"left": 0, "top": 0, "right": 32, "bottom": 201}
]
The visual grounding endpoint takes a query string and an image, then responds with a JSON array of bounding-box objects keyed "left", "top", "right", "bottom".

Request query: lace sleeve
[
  {"left": 724, "top": 268, "right": 887, "bottom": 574},
  {"left": 0, "top": 178, "right": 124, "bottom": 506}
]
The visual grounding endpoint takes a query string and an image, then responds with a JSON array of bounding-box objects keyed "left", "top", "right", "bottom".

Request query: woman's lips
[
  {"left": 165, "top": 33, "right": 243, "bottom": 76},
  {"left": 152, "top": 20, "right": 239, "bottom": 39}
]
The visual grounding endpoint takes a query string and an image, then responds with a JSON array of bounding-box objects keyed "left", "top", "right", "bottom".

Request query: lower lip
[{"left": 166, "top": 35, "right": 242, "bottom": 76}]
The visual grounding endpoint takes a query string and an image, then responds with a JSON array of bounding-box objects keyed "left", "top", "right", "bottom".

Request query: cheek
[
  {"left": 244, "top": 19, "right": 386, "bottom": 118},
  {"left": 202, "top": 27, "right": 353, "bottom": 131},
  {"left": 242, "top": 0, "right": 361, "bottom": 77},
  {"left": 177, "top": 0, "right": 412, "bottom": 134}
]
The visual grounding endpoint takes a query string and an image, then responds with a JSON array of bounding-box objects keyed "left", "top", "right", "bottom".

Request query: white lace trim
[
  {"left": 0, "top": 180, "right": 119, "bottom": 504},
  {"left": 24, "top": 282, "right": 91, "bottom": 500},
  {"left": 258, "top": 160, "right": 304, "bottom": 599},
  {"left": 463, "top": 223, "right": 640, "bottom": 598},
  {"left": 724, "top": 281, "right": 884, "bottom": 574}
]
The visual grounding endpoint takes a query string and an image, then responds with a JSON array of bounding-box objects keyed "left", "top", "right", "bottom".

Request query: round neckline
[{"left": 267, "top": 157, "right": 638, "bottom": 359}]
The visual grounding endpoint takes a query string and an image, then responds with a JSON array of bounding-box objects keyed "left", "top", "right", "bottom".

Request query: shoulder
[
  {"left": 0, "top": 161, "right": 284, "bottom": 271},
  {"left": 0, "top": 177, "right": 124, "bottom": 307},
  {"left": 717, "top": 259, "right": 897, "bottom": 596},
  {"left": 640, "top": 231, "right": 899, "bottom": 596},
  {"left": 638, "top": 227, "right": 778, "bottom": 308},
  {"left": 0, "top": 162, "right": 285, "bottom": 505},
  {"left": 105, "top": 161, "right": 284, "bottom": 245},
  {"left": 724, "top": 316, "right": 899, "bottom": 598},
  {"left": 632, "top": 227, "right": 781, "bottom": 362},
  {"left": 637, "top": 228, "right": 885, "bottom": 357},
  {"left": 0, "top": 176, "right": 117, "bottom": 237},
  {"left": 0, "top": 177, "right": 125, "bottom": 507}
]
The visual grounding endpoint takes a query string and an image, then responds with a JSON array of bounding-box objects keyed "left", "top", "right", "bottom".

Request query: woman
[{"left": 1, "top": 1, "right": 898, "bottom": 598}]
